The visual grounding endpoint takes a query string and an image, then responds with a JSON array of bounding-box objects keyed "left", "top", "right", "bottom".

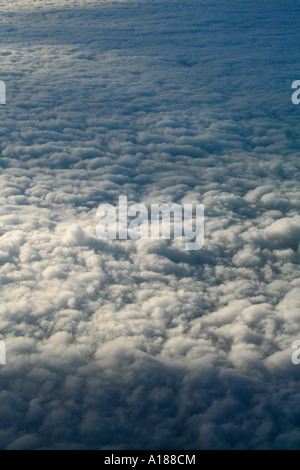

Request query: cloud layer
[{"left": 0, "top": 0, "right": 299, "bottom": 449}]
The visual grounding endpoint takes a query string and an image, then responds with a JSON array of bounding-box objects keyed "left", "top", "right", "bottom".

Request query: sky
[{"left": 0, "top": 0, "right": 299, "bottom": 450}]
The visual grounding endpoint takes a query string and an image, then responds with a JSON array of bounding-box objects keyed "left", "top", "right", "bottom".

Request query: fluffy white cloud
[{"left": 0, "top": 0, "right": 299, "bottom": 450}]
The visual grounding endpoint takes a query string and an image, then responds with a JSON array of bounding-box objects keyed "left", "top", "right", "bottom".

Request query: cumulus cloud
[{"left": 0, "top": 0, "right": 299, "bottom": 450}]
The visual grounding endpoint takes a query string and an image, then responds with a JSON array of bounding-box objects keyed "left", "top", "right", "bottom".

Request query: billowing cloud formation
[{"left": 0, "top": 0, "right": 299, "bottom": 450}]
